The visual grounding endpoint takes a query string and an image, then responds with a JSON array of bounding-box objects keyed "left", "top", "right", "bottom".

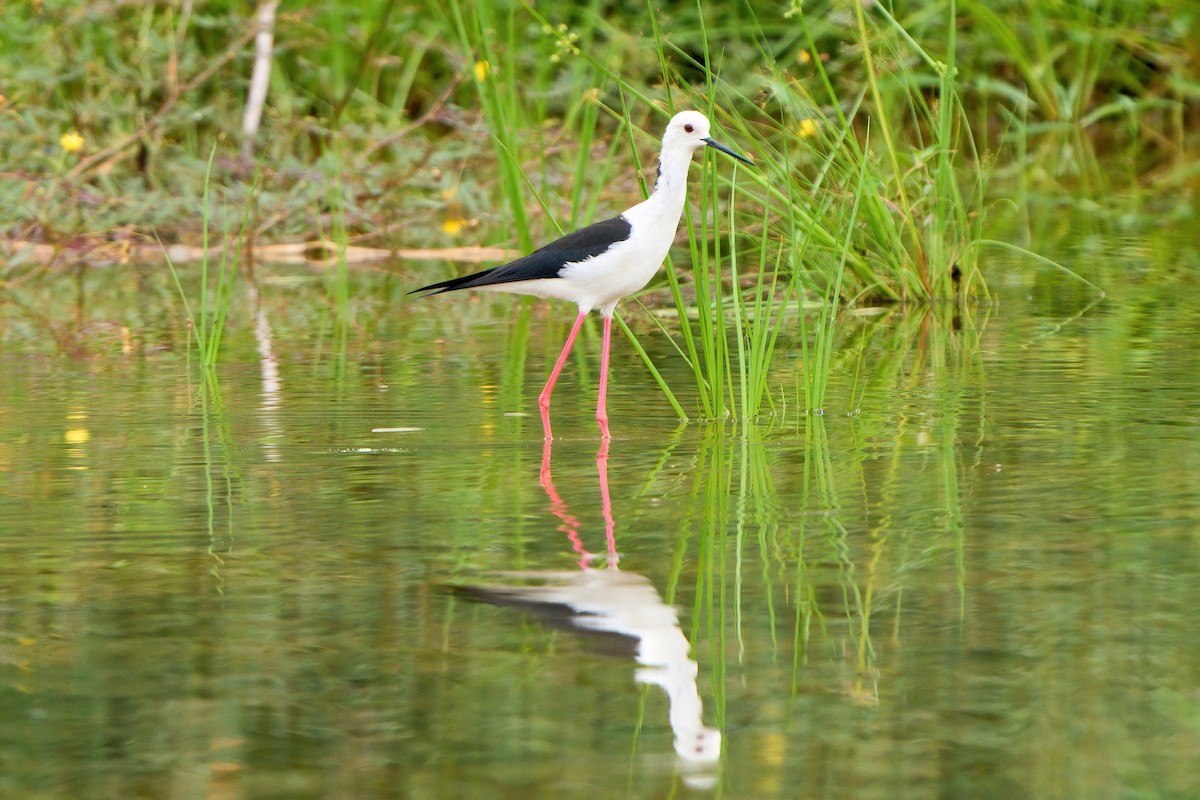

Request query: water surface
[{"left": 1, "top": 246, "right": 1198, "bottom": 798}]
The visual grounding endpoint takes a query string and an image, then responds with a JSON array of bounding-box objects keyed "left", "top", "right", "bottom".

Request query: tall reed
[{"left": 164, "top": 147, "right": 255, "bottom": 369}]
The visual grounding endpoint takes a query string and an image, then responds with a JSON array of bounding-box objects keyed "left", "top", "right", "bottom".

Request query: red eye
[{"left": 684, "top": 123, "right": 694, "bottom": 133}]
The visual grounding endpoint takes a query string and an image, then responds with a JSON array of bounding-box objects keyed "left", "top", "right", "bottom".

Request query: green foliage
[
  {"left": 4, "top": 0, "right": 1191, "bottom": 247},
  {"left": 164, "top": 147, "right": 253, "bottom": 368}
]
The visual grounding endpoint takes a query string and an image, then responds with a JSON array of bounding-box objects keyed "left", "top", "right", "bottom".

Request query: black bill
[{"left": 702, "top": 136, "right": 755, "bottom": 166}]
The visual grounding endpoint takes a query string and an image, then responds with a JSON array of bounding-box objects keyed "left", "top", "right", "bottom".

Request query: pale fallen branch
[{"left": 1, "top": 239, "right": 515, "bottom": 268}]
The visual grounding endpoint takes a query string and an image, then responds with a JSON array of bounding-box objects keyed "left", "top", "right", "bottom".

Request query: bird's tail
[{"left": 407, "top": 267, "right": 495, "bottom": 296}]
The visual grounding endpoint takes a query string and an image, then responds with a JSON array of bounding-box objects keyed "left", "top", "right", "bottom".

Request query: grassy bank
[{"left": 3, "top": 1, "right": 1194, "bottom": 257}]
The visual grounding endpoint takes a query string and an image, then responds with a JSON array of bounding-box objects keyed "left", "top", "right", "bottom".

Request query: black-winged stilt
[{"left": 411, "top": 110, "right": 753, "bottom": 439}]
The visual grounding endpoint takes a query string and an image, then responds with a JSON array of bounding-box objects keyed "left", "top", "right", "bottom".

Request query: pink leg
[
  {"left": 539, "top": 310, "right": 587, "bottom": 440},
  {"left": 539, "top": 436, "right": 590, "bottom": 570},
  {"left": 597, "top": 438, "right": 618, "bottom": 568},
  {"left": 596, "top": 314, "right": 613, "bottom": 439}
]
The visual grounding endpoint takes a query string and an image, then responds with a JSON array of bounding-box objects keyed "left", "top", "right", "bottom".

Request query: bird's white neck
[{"left": 643, "top": 145, "right": 697, "bottom": 223}]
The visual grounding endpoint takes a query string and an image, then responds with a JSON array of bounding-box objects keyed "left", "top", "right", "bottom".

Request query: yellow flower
[
  {"left": 798, "top": 50, "right": 812, "bottom": 65},
  {"left": 798, "top": 118, "right": 818, "bottom": 138},
  {"left": 442, "top": 217, "right": 467, "bottom": 236},
  {"left": 60, "top": 131, "right": 85, "bottom": 153},
  {"left": 473, "top": 60, "right": 490, "bottom": 82}
]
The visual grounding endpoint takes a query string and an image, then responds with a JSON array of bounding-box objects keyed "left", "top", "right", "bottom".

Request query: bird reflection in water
[{"left": 458, "top": 438, "right": 721, "bottom": 775}]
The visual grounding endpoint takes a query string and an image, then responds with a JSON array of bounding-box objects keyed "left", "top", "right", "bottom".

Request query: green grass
[{"left": 164, "top": 146, "right": 252, "bottom": 369}]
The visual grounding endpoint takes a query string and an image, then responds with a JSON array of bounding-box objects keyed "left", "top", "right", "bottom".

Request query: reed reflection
[{"left": 461, "top": 438, "right": 721, "bottom": 771}]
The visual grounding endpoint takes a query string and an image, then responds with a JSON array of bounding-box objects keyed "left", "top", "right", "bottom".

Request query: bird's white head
[
  {"left": 663, "top": 110, "right": 713, "bottom": 153},
  {"left": 662, "top": 110, "right": 754, "bottom": 165}
]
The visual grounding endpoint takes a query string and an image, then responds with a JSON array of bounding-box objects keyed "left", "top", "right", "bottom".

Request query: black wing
[
  {"left": 409, "top": 214, "right": 632, "bottom": 295},
  {"left": 453, "top": 585, "right": 639, "bottom": 659}
]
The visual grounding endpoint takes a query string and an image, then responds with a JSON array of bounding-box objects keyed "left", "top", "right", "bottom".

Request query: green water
[{"left": 2, "top": 234, "right": 1199, "bottom": 799}]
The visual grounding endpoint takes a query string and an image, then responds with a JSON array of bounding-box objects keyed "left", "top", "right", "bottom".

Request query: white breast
[{"left": 560, "top": 192, "right": 688, "bottom": 314}]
